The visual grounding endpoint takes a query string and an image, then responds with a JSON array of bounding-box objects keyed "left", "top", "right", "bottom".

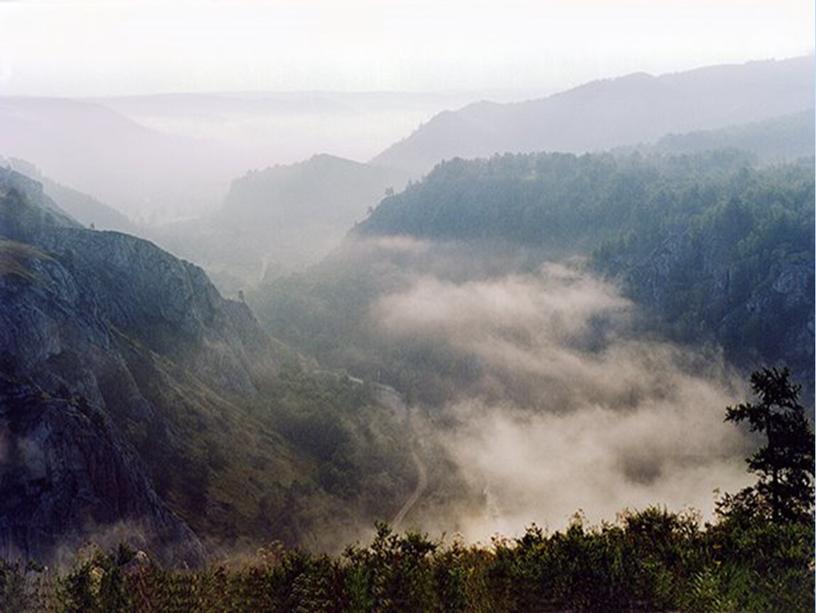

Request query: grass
[{"left": 0, "top": 238, "right": 52, "bottom": 282}]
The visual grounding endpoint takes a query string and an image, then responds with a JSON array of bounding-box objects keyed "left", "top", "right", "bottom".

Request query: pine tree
[{"left": 725, "top": 367, "right": 814, "bottom": 522}]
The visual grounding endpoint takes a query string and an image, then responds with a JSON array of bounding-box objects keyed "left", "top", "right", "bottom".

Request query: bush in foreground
[{"left": 2, "top": 506, "right": 812, "bottom": 613}]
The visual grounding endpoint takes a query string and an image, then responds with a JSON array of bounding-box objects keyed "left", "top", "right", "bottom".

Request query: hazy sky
[{"left": 0, "top": 0, "right": 813, "bottom": 97}]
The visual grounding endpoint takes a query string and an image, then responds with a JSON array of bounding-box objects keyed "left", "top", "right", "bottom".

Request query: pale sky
[{"left": 0, "top": 0, "right": 813, "bottom": 97}]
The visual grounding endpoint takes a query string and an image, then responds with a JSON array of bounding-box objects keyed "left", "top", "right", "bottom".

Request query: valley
[{"left": 0, "top": 30, "right": 813, "bottom": 609}]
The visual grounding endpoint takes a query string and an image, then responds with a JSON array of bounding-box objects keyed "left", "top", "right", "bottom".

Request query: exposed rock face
[
  {"left": 0, "top": 374, "right": 203, "bottom": 566},
  {"left": 0, "top": 170, "right": 277, "bottom": 398},
  {"left": 605, "top": 228, "right": 814, "bottom": 392},
  {"left": 0, "top": 169, "right": 282, "bottom": 563},
  {"left": 27, "top": 227, "right": 277, "bottom": 397}
]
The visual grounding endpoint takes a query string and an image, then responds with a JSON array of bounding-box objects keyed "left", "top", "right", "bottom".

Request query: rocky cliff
[
  {"left": 0, "top": 169, "right": 287, "bottom": 563},
  {"left": 597, "top": 212, "right": 814, "bottom": 395}
]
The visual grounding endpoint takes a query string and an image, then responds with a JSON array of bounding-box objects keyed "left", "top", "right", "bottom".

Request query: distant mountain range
[
  {"left": 0, "top": 91, "right": 475, "bottom": 220},
  {"left": 372, "top": 56, "right": 814, "bottom": 175},
  {"left": 0, "top": 97, "right": 228, "bottom": 221},
  {"left": 2, "top": 56, "right": 811, "bottom": 224}
]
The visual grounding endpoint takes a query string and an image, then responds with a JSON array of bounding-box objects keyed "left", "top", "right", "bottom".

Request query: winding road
[{"left": 373, "top": 384, "right": 429, "bottom": 529}]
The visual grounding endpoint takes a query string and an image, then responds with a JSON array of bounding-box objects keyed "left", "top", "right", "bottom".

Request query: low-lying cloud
[{"left": 372, "top": 261, "right": 753, "bottom": 539}]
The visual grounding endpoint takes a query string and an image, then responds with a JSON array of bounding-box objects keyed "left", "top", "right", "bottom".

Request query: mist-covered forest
[{"left": 0, "top": 2, "right": 814, "bottom": 610}]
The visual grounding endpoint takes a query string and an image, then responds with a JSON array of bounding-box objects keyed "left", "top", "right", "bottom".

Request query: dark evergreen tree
[{"left": 725, "top": 367, "right": 814, "bottom": 522}]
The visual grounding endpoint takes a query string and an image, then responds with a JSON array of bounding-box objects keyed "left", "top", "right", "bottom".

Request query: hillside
[
  {"left": 0, "top": 97, "right": 228, "bottom": 220},
  {"left": 221, "top": 154, "right": 406, "bottom": 228},
  {"left": 0, "top": 169, "right": 422, "bottom": 563},
  {"left": 372, "top": 56, "right": 814, "bottom": 176},
  {"left": 644, "top": 110, "right": 815, "bottom": 162},
  {"left": 254, "top": 151, "right": 814, "bottom": 403},
  {"left": 149, "top": 154, "right": 409, "bottom": 289},
  {"left": 0, "top": 90, "right": 472, "bottom": 221},
  {"left": 2, "top": 156, "right": 136, "bottom": 232}
]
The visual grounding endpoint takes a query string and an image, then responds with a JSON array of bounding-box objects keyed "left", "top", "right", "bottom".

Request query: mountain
[
  {"left": 254, "top": 151, "right": 814, "bottom": 403},
  {"left": 0, "top": 174, "right": 204, "bottom": 563},
  {"left": 372, "top": 56, "right": 814, "bottom": 176},
  {"left": 0, "top": 90, "right": 493, "bottom": 223},
  {"left": 150, "top": 154, "right": 409, "bottom": 290},
  {"left": 92, "top": 90, "right": 489, "bottom": 167},
  {"left": 645, "top": 110, "right": 815, "bottom": 162},
  {"left": 220, "top": 154, "right": 406, "bottom": 230},
  {"left": 2, "top": 157, "right": 136, "bottom": 233},
  {"left": 0, "top": 168, "right": 418, "bottom": 563},
  {"left": 0, "top": 97, "right": 228, "bottom": 221}
]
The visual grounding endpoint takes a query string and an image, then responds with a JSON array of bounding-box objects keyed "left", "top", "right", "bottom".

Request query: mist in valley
[
  {"left": 370, "top": 257, "right": 754, "bottom": 539},
  {"left": 0, "top": 6, "right": 813, "bottom": 606}
]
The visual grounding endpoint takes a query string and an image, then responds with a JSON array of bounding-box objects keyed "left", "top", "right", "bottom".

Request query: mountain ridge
[{"left": 372, "top": 55, "right": 814, "bottom": 175}]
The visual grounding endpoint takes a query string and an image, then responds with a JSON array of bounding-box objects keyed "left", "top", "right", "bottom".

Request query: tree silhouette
[{"left": 725, "top": 367, "right": 814, "bottom": 522}]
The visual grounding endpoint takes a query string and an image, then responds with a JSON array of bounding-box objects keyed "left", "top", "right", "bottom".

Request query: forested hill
[
  {"left": 641, "top": 110, "right": 815, "bottom": 162},
  {"left": 358, "top": 150, "right": 754, "bottom": 249},
  {"left": 355, "top": 151, "right": 814, "bottom": 391},
  {"left": 371, "top": 55, "right": 814, "bottom": 175},
  {"left": 219, "top": 154, "right": 406, "bottom": 228}
]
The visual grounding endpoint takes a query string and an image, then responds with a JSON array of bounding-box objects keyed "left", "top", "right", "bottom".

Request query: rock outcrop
[
  {"left": 604, "top": 227, "right": 814, "bottom": 393},
  {"left": 0, "top": 169, "right": 285, "bottom": 563},
  {"left": 0, "top": 374, "right": 203, "bottom": 566}
]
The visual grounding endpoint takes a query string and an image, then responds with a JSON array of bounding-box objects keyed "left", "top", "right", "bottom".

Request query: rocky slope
[
  {"left": 0, "top": 233, "right": 205, "bottom": 564},
  {"left": 597, "top": 212, "right": 814, "bottom": 394},
  {"left": 0, "top": 168, "right": 419, "bottom": 563},
  {"left": 0, "top": 170, "right": 272, "bottom": 562},
  {"left": 0, "top": 372, "right": 203, "bottom": 566}
]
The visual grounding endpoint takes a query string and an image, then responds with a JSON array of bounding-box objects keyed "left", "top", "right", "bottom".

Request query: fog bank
[{"left": 372, "top": 262, "right": 753, "bottom": 538}]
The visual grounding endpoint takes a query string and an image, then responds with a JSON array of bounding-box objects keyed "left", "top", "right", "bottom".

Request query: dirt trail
[
  {"left": 373, "top": 384, "right": 429, "bottom": 529},
  {"left": 390, "top": 439, "right": 429, "bottom": 528}
]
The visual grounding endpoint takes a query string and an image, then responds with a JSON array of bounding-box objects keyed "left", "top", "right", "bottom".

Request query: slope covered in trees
[
  {"left": 644, "top": 110, "right": 815, "bottom": 162},
  {"left": 254, "top": 151, "right": 813, "bottom": 402}
]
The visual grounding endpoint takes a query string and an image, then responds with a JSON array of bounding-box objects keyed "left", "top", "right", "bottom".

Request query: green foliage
[
  {"left": 0, "top": 558, "right": 48, "bottom": 612},
  {"left": 725, "top": 367, "right": 814, "bottom": 522},
  {"left": 5, "top": 508, "right": 812, "bottom": 612},
  {"left": 253, "top": 152, "right": 814, "bottom": 404},
  {"left": 360, "top": 150, "right": 756, "bottom": 249},
  {"left": 52, "top": 544, "right": 136, "bottom": 613}
]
